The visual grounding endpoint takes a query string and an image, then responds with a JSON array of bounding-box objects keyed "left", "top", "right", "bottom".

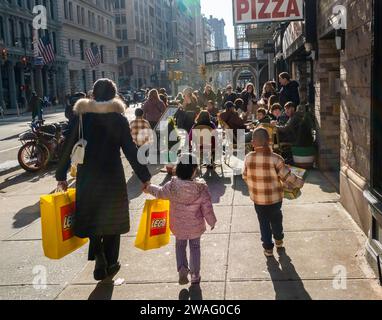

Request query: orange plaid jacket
[
  {"left": 129, "top": 118, "right": 154, "bottom": 147},
  {"left": 243, "top": 147, "right": 304, "bottom": 205}
]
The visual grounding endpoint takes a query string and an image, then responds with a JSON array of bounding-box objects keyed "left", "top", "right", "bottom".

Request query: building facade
[
  {"left": 208, "top": 16, "right": 228, "bottom": 50},
  {"left": 58, "top": 0, "right": 118, "bottom": 95},
  {"left": 0, "top": 0, "right": 67, "bottom": 113}
]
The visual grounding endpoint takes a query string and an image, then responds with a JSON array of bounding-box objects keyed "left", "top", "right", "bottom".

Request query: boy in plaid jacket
[{"left": 243, "top": 128, "right": 304, "bottom": 257}]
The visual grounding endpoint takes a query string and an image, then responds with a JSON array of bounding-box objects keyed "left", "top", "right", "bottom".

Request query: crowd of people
[{"left": 55, "top": 73, "right": 306, "bottom": 286}]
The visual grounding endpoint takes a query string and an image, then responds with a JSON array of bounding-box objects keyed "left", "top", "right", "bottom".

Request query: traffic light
[
  {"left": 174, "top": 71, "right": 183, "bottom": 81},
  {"left": 21, "top": 56, "right": 27, "bottom": 66},
  {"left": 2, "top": 48, "right": 8, "bottom": 61},
  {"left": 168, "top": 71, "right": 174, "bottom": 81},
  {"left": 199, "top": 64, "right": 207, "bottom": 78}
]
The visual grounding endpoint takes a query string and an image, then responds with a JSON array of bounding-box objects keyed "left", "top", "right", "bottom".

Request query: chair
[
  {"left": 191, "top": 125, "right": 223, "bottom": 176},
  {"left": 218, "top": 118, "right": 253, "bottom": 166}
]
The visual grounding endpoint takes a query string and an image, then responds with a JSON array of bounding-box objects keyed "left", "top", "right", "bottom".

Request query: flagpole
[{"left": 33, "top": 29, "right": 44, "bottom": 100}]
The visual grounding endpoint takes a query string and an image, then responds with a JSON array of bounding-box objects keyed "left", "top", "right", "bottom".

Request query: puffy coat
[
  {"left": 56, "top": 98, "right": 151, "bottom": 238},
  {"left": 147, "top": 177, "right": 217, "bottom": 240}
]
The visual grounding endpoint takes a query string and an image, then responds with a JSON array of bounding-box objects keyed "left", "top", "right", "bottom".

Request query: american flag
[
  {"left": 85, "top": 46, "right": 101, "bottom": 68},
  {"left": 37, "top": 35, "right": 55, "bottom": 65}
]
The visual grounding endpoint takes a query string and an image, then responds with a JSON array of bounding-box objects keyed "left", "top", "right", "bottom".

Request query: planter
[{"left": 292, "top": 146, "right": 315, "bottom": 169}]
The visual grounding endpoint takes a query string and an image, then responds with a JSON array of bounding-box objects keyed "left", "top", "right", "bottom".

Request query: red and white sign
[
  {"left": 233, "top": 0, "right": 304, "bottom": 25},
  {"left": 150, "top": 211, "right": 168, "bottom": 237}
]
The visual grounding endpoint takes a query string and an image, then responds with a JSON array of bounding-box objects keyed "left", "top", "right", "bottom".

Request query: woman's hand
[
  {"left": 57, "top": 181, "right": 68, "bottom": 192},
  {"left": 142, "top": 181, "right": 151, "bottom": 193}
]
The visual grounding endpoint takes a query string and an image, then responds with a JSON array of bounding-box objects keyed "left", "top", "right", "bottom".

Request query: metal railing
[{"left": 204, "top": 48, "right": 267, "bottom": 65}]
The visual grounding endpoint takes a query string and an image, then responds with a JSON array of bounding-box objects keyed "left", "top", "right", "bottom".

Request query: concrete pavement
[{"left": 0, "top": 157, "right": 381, "bottom": 300}]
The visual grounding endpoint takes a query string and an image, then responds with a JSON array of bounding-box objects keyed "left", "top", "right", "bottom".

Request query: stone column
[
  {"left": 0, "top": 64, "right": 5, "bottom": 108},
  {"left": 8, "top": 62, "right": 18, "bottom": 112},
  {"left": 20, "top": 67, "right": 26, "bottom": 110}
]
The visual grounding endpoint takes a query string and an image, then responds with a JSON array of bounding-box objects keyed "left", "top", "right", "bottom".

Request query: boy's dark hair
[
  {"left": 135, "top": 108, "right": 144, "bottom": 117},
  {"left": 176, "top": 153, "right": 198, "bottom": 180},
  {"left": 279, "top": 72, "right": 291, "bottom": 81},
  {"left": 234, "top": 98, "right": 244, "bottom": 109},
  {"left": 257, "top": 108, "right": 267, "bottom": 116},
  {"left": 285, "top": 101, "right": 296, "bottom": 110},
  {"left": 271, "top": 103, "right": 282, "bottom": 112}
]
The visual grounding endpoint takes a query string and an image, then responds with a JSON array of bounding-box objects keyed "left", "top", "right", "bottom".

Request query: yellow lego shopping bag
[
  {"left": 135, "top": 199, "right": 170, "bottom": 251},
  {"left": 40, "top": 189, "right": 88, "bottom": 259}
]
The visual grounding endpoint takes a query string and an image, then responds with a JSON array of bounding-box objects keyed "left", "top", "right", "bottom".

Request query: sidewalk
[
  {"left": 1, "top": 162, "right": 382, "bottom": 300},
  {"left": 0, "top": 106, "right": 65, "bottom": 123}
]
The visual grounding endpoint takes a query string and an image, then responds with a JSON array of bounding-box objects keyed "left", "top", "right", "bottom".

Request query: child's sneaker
[
  {"left": 178, "top": 267, "right": 189, "bottom": 285},
  {"left": 191, "top": 273, "right": 201, "bottom": 285},
  {"left": 264, "top": 249, "right": 274, "bottom": 257},
  {"left": 275, "top": 240, "right": 284, "bottom": 249}
]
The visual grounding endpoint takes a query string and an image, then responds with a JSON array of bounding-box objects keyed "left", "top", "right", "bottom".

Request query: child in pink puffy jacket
[{"left": 143, "top": 153, "right": 217, "bottom": 285}]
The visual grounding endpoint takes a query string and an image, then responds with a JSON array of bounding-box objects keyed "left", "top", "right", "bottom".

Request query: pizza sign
[{"left": 233, "top": 0, "right": 304, "bottom": 25}]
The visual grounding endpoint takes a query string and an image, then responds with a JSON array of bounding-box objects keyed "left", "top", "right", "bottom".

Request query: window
[
  {"left": 0, "top": 17, "right": 4, "bottom": 44},
  {"left": 9, "top": 18, "right": 15, "bottom": 46},
  {"left": 69, "top": 2, "right": 73, "bottom": 21},
  {"left": 80, "top": 39, "right": 85, "bottom": 60},
  {"left": 64, "top": 0, "right": 68, "bottom": 19}
]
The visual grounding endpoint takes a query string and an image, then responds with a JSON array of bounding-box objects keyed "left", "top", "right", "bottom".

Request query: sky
[{"left": 201, "top": 0, "right": 235, "bottom": 48}]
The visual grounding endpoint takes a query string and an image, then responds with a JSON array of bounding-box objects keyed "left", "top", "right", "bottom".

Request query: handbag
[
  {"left": 40, "top": 189, "right": 88, "bottom": 259},
  {"left": 70, "top": 115, "right": 87, "bottom": 165},
  {"left": 135, "top": 199, "right": 171, "bottom": 251}
]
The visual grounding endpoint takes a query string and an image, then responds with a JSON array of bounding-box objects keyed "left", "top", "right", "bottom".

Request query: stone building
[
  {"left": 208, "top": 15, "right": 228, "bottom": 50},
  {"left": 314, "top": 0, "right": 381, "bottom": 274},
  {"left": 58, "top": 0, "right": 118, "bottom": 95},
  {"left": 0, "top": 0, "right": 67, "bottom": 113}
]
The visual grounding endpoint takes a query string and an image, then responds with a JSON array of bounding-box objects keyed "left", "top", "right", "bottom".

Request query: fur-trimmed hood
[{"left": 73, "top": 98, "right": 125, "bottom": 115}]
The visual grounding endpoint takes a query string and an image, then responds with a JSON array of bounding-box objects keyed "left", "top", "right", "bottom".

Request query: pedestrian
[
  {"left": 278, "top": 72, "right": 300, "bottom": 108},
  {"left": 159, "top": 94, "right": 169, "bottom": 108},
  {"left": 143, "top": 153, "right": 217, "bottom": 285},
  {"left": 142, "top": 89, "right": 167, "bottom": 129},
  {"left": 243, "top": 128, "right": 304, "bottom": 257},
  {"left": 65, "top": 92, "right": 86, "bottom": 122},
  {"left": 240, "top": 83, "right": 257, "bottom": 120},
  {"left": 130, "top": 108, "right": 153, "bottom": 147},
  {"left": 56, "top": 78, "right": 152, "bottom": 281},
  {"left": 29, "top": 91, "right": 43, "bottom": 122}
]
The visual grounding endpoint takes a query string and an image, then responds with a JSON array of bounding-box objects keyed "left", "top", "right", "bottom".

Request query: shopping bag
[
  {"left": 40, "top": 189, "right": 88, "bottom": 259},
  {"left": 135, "top": 199, "right": 170, "bottom": 251},
  {"left": 283, "top": 166, "right": 306, "bottom": 200}
]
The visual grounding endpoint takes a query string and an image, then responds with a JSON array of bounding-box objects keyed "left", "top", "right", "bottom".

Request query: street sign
[
  {"left": 233, "top": 0, "right": 304, "bottom": 25},
  {"left": 34, "top": 57, "right": 44, "bottom": 66},
  {"left": 166, "top": 58, "right": 180, "bottom": 64}
]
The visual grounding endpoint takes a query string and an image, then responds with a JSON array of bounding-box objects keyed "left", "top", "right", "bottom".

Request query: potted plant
[{"left": 292, "top": 105, "right": 316, "bottom": 169}]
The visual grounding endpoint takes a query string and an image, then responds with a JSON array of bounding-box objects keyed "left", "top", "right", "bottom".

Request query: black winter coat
[
  {"left": 279, "top": 80, "right": 300, "bottom": 107},
  {"left": 56, "top": 98, "right": 151, "bottom": 238}
]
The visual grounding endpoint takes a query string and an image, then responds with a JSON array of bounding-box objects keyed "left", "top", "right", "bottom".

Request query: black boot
[
  {"left": 107, "top": 262, "right": 121, "bottom": 277},
  {"left": 93, "top": 252, "right": 108, "bottom": 281}
]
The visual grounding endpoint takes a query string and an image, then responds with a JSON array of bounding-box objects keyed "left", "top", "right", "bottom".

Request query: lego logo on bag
[
  {"left": 150, "top": 211, "right": 168, "bottom": 237},
  {"left": 61, "top": 203, "right": 76, "bottom": 241}
]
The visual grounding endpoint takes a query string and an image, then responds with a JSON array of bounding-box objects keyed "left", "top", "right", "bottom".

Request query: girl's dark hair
[
  {"left": 176, "top": 153, "right": 198, "bottom": 180},
  {"left": 92, "top": 78, "right": 117, "bottom": 102},
  {"left": 195, "top": 110, "right": 212, "bottom": 125}
]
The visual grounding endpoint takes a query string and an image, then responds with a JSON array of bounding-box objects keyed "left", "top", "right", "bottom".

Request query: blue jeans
[{"left": 255, "top": 202, "right": 284, "bottom": 250}]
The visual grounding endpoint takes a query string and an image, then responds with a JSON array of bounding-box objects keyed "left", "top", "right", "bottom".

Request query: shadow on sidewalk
[
  {"left": 202, "top": 169, "right": 231, "bottom": 204},
  {"left": 13, "top": 201, "right": 40, "bottom": 228},
  {"left": 267, "top": 248, "right": 312, "bottom": 300},
  {"left": 88, "top": 281, "right": 114, "bottom": 300},
  {"left": 179, "top": 284, "right": 203, "bottom": 301},
  {"left": 0, "top": 168, "right": 56, "bottom": 191}
]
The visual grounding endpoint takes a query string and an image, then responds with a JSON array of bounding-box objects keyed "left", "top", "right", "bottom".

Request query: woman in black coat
[{"left": 56, "top": 79, "right": 151, "bottom": 281}]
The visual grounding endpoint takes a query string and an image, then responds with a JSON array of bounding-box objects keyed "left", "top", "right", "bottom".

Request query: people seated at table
[
  {"left": 206, "top": 100, "right": 219, "bottom": 125},
  {"left": 271, "top": 102, "right": 303, "bottom": 144},
  {"left": 219, "top": 102, "right": 252, "bottom": 143},
  {"left": 260, "top": 81, "right": 277, "bottom": 106},
  {"left": 254, "top": 108, "right": 271, "bottom": 126},
  {"left": 267, "top": 95, "right": 279, "bottom": 114},
  {"left": 234, "top": 98, "right": 245, "bottom": 113},
  {"left": 222, "top": 85, "right": 238, "bottom": 109}
]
